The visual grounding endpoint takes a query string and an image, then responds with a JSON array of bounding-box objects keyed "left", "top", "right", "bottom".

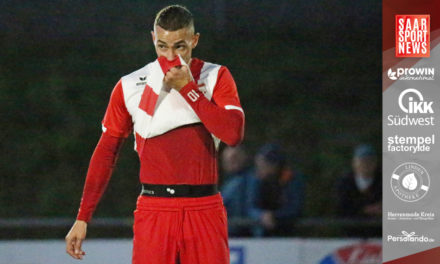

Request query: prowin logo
[
  {"left": 388, "top": 67, "right": 435, "bottom": 81},
  {"left": 398, "top": 88, "right": 434, "bottom": 114},
  {"left": 387, "top": 231, "right": 435, "bottom": 243}
]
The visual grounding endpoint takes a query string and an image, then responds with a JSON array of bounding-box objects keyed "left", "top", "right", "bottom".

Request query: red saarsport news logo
[{"left": 395, "top": 15, "right": 430, "bottom": 57}]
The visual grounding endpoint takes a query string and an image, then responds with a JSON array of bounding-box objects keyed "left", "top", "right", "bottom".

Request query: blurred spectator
[
  {"left": 248, "top": 143, "right": 305, "bottom": 237},
  {"left": 221, "top": 145, "right": 254, "bottom": 237},
  {"left": 221, "top": 145, "right": 250, "bottom": 182},
  {"left": 335, "top": 144, "right": 382, "bottom": 218}
]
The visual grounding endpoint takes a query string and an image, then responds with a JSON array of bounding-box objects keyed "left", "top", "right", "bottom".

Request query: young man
[{"left": 65, "top": 5, "right": 244, "bottom": 264}]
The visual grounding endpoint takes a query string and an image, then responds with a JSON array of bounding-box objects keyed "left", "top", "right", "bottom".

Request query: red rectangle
[
  {"left": 138, "top": 84, "right": 159, "bottom": 116},
  {"left": 395, "top": 15, "right": 430, "bottom": 57}
]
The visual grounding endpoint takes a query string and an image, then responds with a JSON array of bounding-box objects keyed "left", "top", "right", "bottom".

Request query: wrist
[
  {"left": 175, "top": 77, "right": 192, "bottom": 91},
  {"left": 74, "top": 219, "right": 88, "bottom": 227},
  {"left": 76, "top": 212, "right": 91, "bottom": 223}
]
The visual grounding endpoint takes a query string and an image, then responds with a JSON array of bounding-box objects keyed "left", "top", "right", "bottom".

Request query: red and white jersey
[
  {"left": 100, "top": 57, "right": 244, "bottom": 184},
  {"left": 102, "top": 56, "right": 243, "bottom": 154}
]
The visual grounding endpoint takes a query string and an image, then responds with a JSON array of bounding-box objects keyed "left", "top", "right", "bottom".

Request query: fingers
[
  {"left": 163, "top": 71, "right": 171, "bottom": 83},
  {"left": 65, "top": 235, "right": 86, "bottom": 260},
  {"left": 163, "top": 68, "right": 175, "bottom": 83},
  {"left": 165, "top": 65, "right": 188, "bottom": 79},
  {"left": 163, "top": 66, "right": 190, "bottom": 91},
  {"left": 169, "top": 66, "right": 180, "bottom": 74},
  {"left": 65, "top": 236, "right": 76, "bottom": 259},
  {"left": 66, "top": 237, "right": 82, "bottom": 259},
  {"left": 74, "top": 237, "right": 86, "bottom": 259},
  {"left": 164, "top": 67, "right": 179, "bottom": 82}
]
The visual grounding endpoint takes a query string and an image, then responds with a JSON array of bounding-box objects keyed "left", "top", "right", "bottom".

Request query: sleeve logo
[{"left": 187, "top": 90, "right": 200, "bottom": 102}]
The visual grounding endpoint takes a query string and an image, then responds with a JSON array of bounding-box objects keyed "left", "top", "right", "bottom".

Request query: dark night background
[{"left": 0, "top": 0, "right": 381, "bottom": 237}]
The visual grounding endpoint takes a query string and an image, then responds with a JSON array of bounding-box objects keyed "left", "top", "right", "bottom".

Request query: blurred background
[{"left": 0, "top": 0, "right": 382, "bottom": 263}]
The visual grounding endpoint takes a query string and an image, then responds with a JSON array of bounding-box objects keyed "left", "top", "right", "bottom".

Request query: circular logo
[{"left": 391, "top": 162, "right": 430, "bottom": 202}]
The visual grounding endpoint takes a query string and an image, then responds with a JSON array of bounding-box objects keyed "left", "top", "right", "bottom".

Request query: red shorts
[{"left": 132, "top": 193, "right": 230, "bottom": 264}]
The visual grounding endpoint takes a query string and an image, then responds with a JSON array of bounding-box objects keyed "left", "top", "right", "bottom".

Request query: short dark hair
[{"left": 154, "top": 5, "right": 194, "bottom": 32}]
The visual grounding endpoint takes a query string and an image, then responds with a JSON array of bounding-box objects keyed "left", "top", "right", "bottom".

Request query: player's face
[{"left": 151, "top": 25, "right": 199, "bottom": 64}]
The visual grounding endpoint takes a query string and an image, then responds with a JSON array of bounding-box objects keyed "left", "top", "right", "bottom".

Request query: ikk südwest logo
[{"left": 395, "top": 15, "right": 430, "bottom": 57}]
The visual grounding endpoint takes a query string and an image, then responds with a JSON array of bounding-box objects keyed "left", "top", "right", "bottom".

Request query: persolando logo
[
  {"left": 387, "top": 67, "right": 435, "bottom": 81},
  {"left": 387, "top": 231, "right": 435, "bottom": 243}
]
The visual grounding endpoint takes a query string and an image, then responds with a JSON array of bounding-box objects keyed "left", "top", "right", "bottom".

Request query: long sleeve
[
  {"left": 76, "top": 78, "right": 132, "bottom": 222},
  {"left": 179, "top": 66, "right": 245, "bottom": 146},
  {"left": 76, "top": 133, "right": 125, "bottom": 222}
]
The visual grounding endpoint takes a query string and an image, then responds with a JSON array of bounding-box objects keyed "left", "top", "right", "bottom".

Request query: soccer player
[{"left": 65, "top": 5, "right": 245, "bottom": 264}]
